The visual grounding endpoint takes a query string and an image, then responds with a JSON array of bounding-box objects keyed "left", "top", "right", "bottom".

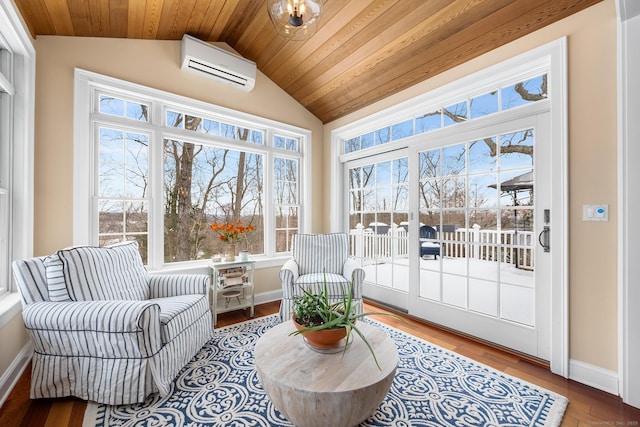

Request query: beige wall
[
  {"left": 324, "top": 0, "right": 618, "bottom": 371},
  {"left": 0, "top": 313, "right": 30, "bottom": 380}
]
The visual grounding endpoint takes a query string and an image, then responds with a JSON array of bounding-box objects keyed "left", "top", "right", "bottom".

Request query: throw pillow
[
  {"left": 57, "top": 241, "right": 149, "bottom": 301},
  {"left": 43, "top": 254, "right": 72, "bottom": 302}
]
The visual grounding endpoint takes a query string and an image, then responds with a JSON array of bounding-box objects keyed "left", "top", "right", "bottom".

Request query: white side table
[{"left": 208, "top": 260, "right": 255, "bottom": 325}]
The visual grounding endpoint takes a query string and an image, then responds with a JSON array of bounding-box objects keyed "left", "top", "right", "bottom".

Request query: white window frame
[
  {"left": 0, "top": 0, "right": 35, "bottom": 323},
  {"left": 74, "top": 69, "right": 311, "bottom": 271}
]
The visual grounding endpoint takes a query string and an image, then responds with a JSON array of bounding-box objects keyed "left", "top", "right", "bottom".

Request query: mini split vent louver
[{"left": 180, "top": 34, "right": 256, "bottom": 91}]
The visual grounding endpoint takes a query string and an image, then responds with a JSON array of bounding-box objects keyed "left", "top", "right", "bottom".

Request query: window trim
[{"left": 74, "top": 68, "right": 311, "bottom": 270}]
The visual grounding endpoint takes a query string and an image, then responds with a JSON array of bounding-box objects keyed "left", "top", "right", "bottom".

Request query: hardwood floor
[{"left": 1, "top": 300, "right": 639, "bottom": 426}]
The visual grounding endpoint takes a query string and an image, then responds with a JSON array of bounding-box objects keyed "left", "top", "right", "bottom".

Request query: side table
[{"left": 208, "top": 260, "right": 255, "bottom": 325}]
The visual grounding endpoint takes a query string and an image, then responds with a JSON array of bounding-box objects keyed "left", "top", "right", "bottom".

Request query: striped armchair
[
  {"left": 279, "top": 233, "right": 365, "bottom": 321},
  {"left": 11, "top": 241, "right": 213, "bottom": 405}
]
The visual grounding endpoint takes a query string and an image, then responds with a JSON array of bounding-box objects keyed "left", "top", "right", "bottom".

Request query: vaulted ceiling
[{"left": 15, "top": 0, "right": 602, "bottom": 123}]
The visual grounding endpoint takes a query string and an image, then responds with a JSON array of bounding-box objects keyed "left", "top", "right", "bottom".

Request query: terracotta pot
[{"left": 292, "top": 315, "right": 347, "bottom": 349}]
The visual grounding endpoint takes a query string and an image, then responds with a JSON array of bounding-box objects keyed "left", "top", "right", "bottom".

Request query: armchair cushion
[
  {"left": 293, "top": 233, "right": 348, "bottom": 275},
  {"left": 56, "top": 241, "right": 149, "bottom": 301}
]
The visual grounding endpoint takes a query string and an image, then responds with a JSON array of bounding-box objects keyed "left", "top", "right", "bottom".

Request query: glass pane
[
  {"left": 469, "top": 174, "right": 498, "bottom": 208},
  {"left": 393, "top": 158, "right": 408, "bottom": 184},
  {"left": 469, "top": 209, "right": 498, "bottom": 230},
  {"left": 99, "top": 95, "right": 124, "bottom": 117},
  {"left": 442, "top": 177, "right": 466, "bottom": 208},
  {"left": 125, "top": 132, "right": 148, "bottom": 199},
  {"left": 275, "top": 135, "right": 297, "bottom": 151},
  {"left": 361, "top": 132, "right": 374, "bottom": 149},
  {"left": 344, "top": 137, "right": 359, "bottom": 153},
  {"left": 468, "top": 138, "right": 496, "bottom": 173},
  {"left": 442, "top": 143, "right": 466, "bottom": 176},
  {"left": 125, "top": 201, "right": 148, "bottom": 232},
  {"left": 499, "top": 129, "right": 534, "bottom": 170},
  {"left": 374, "top": 127, "right": 390, "bottom": 145},
  {"left": 99, "top": 200, "right": 123, "bottom": 234},
  {"left": 166, "top": 110, "right": 183, "bottom": 128},
  {"left": 419, "top": 149, "right": 440, "bottom": 179},
  {"left": 419, "top": 179, "right": 440, "bottom": 210},
  {"left": 126, "top": 102, "right": 148, "bottom": 121},
  {"left": 499, "top": 169, "right": 533, "bottom": 207},
  {"left": 202, "top": 119, "right": 220, "bottom": 135},
  {"left": 470, "top": 91, "right": 498, "bottom": 119},
  {"left": 442, "top": 274, "right": 467, "bottom": 308},
  {"left": 251, "top": 130, "right": 264, "bottom": 144},
  {"left": 184, "top": 114, "right": 202, "bottom": 131},
  {"left": 443, "top": 101, "right": 467, "bottom": 127},
  {"left": 501, "top": 74, "right": 548, "bottom": 110},
  {"left": 99, "top": 133, "right": 125, "bottom": 198},
  {"left": 391, "top": 119, "right": 413, "bottom": 141},
  {"left": 416, "top": 110, "right": 441, "bottom": 134},
  {"left": 469, "top": 278, "right": 498, "bottom": 316}
]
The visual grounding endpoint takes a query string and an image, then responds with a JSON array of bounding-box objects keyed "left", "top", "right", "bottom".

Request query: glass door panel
[
  {"left": 347, "top": 153, "right": 410, "bottom": 308},
  {"left": 415, "top": 125, "right": 539, "bottom": 355}
]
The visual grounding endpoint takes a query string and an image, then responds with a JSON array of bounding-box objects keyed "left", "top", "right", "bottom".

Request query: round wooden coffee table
[{"left": 254, "top": 320, "right": 398, "bottom": 427}]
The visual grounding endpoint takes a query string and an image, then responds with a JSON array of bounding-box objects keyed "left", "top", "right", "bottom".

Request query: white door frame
[
  {"left": 330, "top": 38, "right": 568, "bottom": 377},
  {"left": 617, "top": 0, "right": 640, "bottom": 409}
]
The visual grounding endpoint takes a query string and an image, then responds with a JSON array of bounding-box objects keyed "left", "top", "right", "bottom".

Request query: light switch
[{"left": 583, "top": 204, "right": 608, "bottom": 221}]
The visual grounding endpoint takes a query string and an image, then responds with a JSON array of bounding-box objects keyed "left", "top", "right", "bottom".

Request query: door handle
[{"left": 538, "top": 226, "right": 550, "bottom": 253}]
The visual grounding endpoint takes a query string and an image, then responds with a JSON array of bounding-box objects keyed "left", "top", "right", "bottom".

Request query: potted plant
[{"left": 290, "top": 273, "right": 400, "bottom": 369}]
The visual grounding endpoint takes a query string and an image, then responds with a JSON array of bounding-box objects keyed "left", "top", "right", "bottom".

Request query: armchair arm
[
  {"left": 343, "top": 257, "right": 365, "bottom": 297},
  {"left": 149, "top": 274, "right": 209, "bottom": 299},
  {"left": 279, "top": 259, "right": 299, "bottom": 299},
  {"left": 22, "top": 300, "right": 162, "bottom": 358}
]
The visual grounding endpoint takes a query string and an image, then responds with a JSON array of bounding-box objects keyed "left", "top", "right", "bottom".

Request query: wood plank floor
[{"left": 1, "top": 300, "right": 639, "bottom": 426}]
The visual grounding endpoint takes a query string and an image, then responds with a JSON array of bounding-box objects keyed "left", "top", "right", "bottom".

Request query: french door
[
  {"left": 409, "top": 113, "right": 551, "bottom": 360},
  {"left": 346, "top": 111, "right": 552, "bottom": 360}
]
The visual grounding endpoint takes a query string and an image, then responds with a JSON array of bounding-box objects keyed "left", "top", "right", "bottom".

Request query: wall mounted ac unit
[{"left": 181, "top": 34, "right": 256, "bottom": 91}]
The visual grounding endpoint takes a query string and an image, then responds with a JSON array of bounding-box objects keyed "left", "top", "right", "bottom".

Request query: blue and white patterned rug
[{"left": 84, "top": 315, "right": 568, "bottom": 426}]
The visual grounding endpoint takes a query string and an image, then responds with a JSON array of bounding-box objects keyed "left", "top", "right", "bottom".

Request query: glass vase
[{"left": 224, "top": 243, "right": 236, "bottom": 262}]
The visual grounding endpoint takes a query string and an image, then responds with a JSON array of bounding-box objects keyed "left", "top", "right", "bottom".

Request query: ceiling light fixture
[{"left": 267, "top": 0, "right": 323, "bottom": 41}]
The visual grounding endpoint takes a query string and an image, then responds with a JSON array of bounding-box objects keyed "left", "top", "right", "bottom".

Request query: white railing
[{"left": 349, "top": 223, "right": 534, "bottom": 269}]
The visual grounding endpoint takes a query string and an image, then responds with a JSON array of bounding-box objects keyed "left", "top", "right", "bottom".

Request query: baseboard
[
  {"left": 0, "top": 341, "right": 32, "bottom": 408},
  {"left": 569, "top": 358, "right": 619, "bottom": 396},
  {"left": 254, "top": 289, "right": 282, "bottom": 306}
]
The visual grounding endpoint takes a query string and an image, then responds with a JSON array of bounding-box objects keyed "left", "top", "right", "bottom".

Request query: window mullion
[{"left": 149, "top": 105, "right": 163, "bottom": 269}]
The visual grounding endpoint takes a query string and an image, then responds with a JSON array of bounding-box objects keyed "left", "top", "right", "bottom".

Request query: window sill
[
  {"left": 0, "top": 293, "right": 22, "bottom": 329},
  {"left": 149, "top": 255, "right": 290, "bottom": 275}
]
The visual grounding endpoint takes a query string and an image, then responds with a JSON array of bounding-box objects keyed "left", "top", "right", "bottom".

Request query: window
[
  {"left": 0, "top": 2, "right": 35, "bottom": 300},
  {"left": 75, "top": 71, "right": 310, "bottom": 269},
  {"left": 343, "top": 73, "right": 547, "bottom": 154}
]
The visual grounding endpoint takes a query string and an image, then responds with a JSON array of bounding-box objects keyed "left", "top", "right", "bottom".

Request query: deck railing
[{"left": 349, "top": 223, "right": 534, "bottom": 269}]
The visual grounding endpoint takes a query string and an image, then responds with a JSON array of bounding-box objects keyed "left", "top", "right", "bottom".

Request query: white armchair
[
  {"left": 279, "top": 233, "right": 365, "bottom": 321},
  {"left": 12, "top": 241, "right": 212, "bottom": 405}
]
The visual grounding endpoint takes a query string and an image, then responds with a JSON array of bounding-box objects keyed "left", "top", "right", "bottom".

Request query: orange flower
[{"left": 210, "top": 220, "right": 254, "bottom": 243}]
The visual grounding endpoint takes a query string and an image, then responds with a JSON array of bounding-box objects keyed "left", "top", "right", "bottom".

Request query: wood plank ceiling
[{"left": 15, "top": 0, "right": 602, "bottom": 123}]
